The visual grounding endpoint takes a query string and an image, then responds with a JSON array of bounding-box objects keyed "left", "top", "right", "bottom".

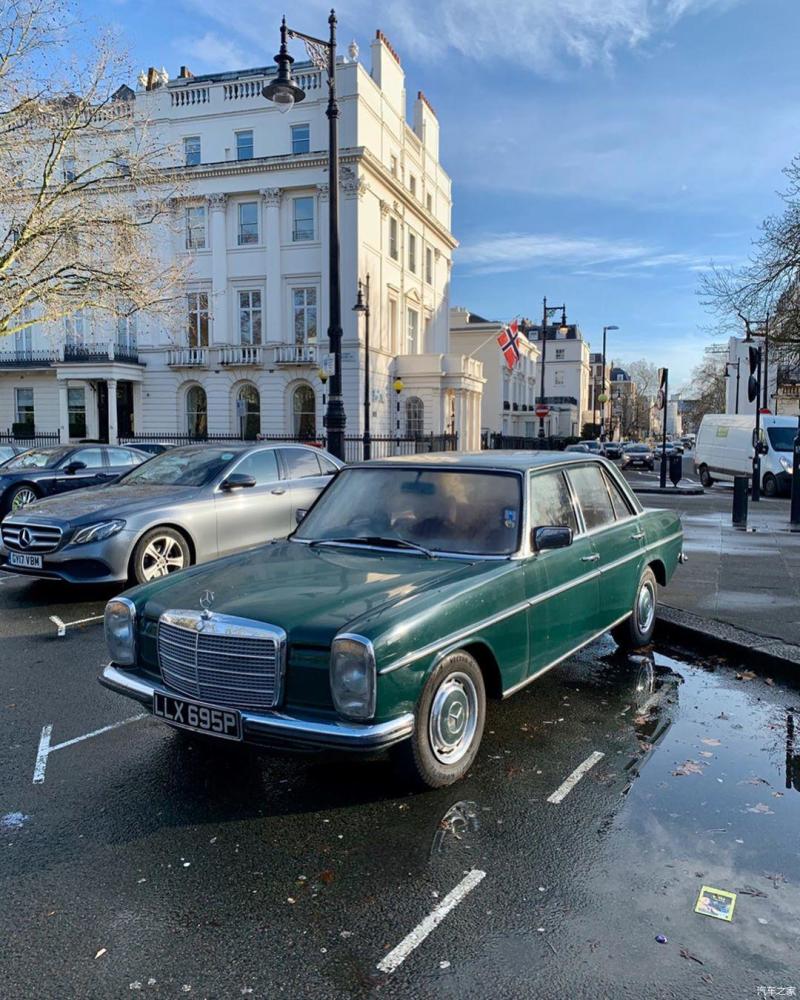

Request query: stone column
[
  {"left": 57, "top": 381, "right": 69, "bottom": 443},
  {"left": 261, "top": 188, "right": 282, "bottom": 344},
  {"left": 106, "top": 378, "right": 118, "bottom": 444},
  {"left": 208, "top": 194, "right": 228, "bottom": 345}
]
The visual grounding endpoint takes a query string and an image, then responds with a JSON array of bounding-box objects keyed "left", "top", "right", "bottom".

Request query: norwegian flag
[{"left": 497, "top": 319, "right": 521, "bottom": 368}]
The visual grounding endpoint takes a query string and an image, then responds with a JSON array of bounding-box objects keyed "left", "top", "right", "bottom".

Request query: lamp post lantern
[
  {"left": 599, "top": 324, "right": 619, "bottom": 441},
  {"left": 538, "top": 298, "right": 569, "bottom": 440},
  {"left": 393, "top": 377, "right": 404, "bottom": 441},
  {"left": 353, "top": 275, "right": 371, "bottom": 460},
  {"left": 264, "top": 11, "right": 346, "bottom": 460}
]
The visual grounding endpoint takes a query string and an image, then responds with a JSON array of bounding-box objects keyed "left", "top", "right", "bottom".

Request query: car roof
[{"left": 351, "top": 451, "right": 610, "bottom": 473}]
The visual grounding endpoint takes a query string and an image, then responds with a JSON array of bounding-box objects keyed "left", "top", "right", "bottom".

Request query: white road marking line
[
  {"left": 50, "top": 613, "right": 104, "bottom": 636},
  {"left": 32, "top": 725, "right": 52, "bottom": 784},
  {"left": 31, "top": 714, "right": 146, "bottom": 784},
  {"left": 376, "top": 869, "right": 486, "bottom": 974},
  {"left": 547, "top": 750, "right": 605, "bottom": 804}
]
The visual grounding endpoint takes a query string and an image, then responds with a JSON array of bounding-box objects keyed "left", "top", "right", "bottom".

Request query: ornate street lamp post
[
  {"left": 598, "top": 324, "right": 619, "bottom": 441},
  {"left": 264, "top": 12, "right": 346, "bottom": 460},
  {"left": 538, "top": 298, "right": 569, "bottom": 439},
  {"left": 353, "top": 275, "right": 371, "bottom": 460},
  {"left": 393, "top": 377, "right": 404, "bottom": 442}
]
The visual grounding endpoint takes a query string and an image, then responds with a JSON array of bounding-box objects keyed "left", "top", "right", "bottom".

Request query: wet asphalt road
[{"left": 2, "top": 570, "right": 800, "bottom": 1000}]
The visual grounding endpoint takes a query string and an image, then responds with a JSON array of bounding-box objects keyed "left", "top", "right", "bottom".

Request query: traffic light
[{"left": 747, "top": 346, "right": 760, "bottom": 403}]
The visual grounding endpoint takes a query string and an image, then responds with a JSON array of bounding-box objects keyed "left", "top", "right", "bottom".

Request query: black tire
[
  {"left": 612, "top": 567, "right": 658, "bottom": 651},
  {"left": 393, "top": 650, "right": 486, "bottom": 789},
  {"left": 762, "top": 473, "right": 778, "bottom": 498},
  {"left": 699, "top": 465, "right": 714, "bottom": 488},
  {"left": 4, "top": 483, "right": 41, "bottom": 515},
  {"left": 131, "top": 526, "right": 191, "bottom": 585}
]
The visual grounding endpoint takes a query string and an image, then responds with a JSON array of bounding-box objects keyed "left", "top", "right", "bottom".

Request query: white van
[{"left": 694, "top": 414, "right": 797, "bottom": 497}]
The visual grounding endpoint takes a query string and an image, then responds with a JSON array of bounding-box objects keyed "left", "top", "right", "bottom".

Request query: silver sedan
[{"left": 0, "top": 443, "right": 342, "bottom": 584}]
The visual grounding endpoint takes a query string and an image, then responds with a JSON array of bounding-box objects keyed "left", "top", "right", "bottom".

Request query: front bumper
[
  {"left": 0, "top": 530, "right": 134, "bottom": 583},
  {"left": 99, "top": 664, "right": 414, "bottom": 752}
]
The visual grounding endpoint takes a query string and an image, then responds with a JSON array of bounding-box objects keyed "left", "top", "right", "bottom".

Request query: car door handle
[
  {"left": 581, "top": 553, "right": 600, "bottom": 563},
  {"left": 270, "top": 488, "right": 286, "bottom": 495},
  {"left": 630, "top": 531, "right": 645, "bottom": 541}
]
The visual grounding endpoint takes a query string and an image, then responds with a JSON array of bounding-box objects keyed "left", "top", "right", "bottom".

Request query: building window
[
  {"left": 237, "top": 201, "right": 258, "bottom": 245},
  {"left": 291, "top": 123, "right": 310, "bottom": 154},
  {"left": 409, "top": 174, "right": 416, "bottom": 197},
  {"left": 62, "top": 156, "right": 76, "bottom": 182},
  {"left": 554, "top": 370, "right": 565, "bottom": 385},
  {"left": 184, "top": 136, "right": 201, "bottom": 166},
  {"left": 186, "top": 385, "right": 207, "bottom": 437},
  {"left": 187, "top": 292, "right": 209, "bottom": 347},
  {"left": 67, "top": 386, "right": 86, "bottom": 438},
  {"left": 238, "top": 290, "right": 262, "bottom": 345},
  {"left": 425, "top": 247, "right": 433, "bottom": 285},
  {"left": 555, "top": 348, "right": 565, "bottom": 360},
  {"left": 14, "top": 325, "right": 32, "bottom": 355},
  {"left": 116, "top": 309, "right": 137, "bottom": 351},
  {"left": 405, "top": 396, "right": 424, "bottom": 437},
  {"left": 236, "top": 384, "right": 260, "bottom": 439},
  {"left": 64, "top": 310, "right": 85, "bottom": 346},
  {"left": 407, "top": 307, "right": 419, "bottom": 354},
  {"left": 389, "top": 217, "right": 399, "bottom": 261},
  {"left": 408, "top": 233, "right": 417, "bottom": 273},
  {"left": 426, "top": 193, "right": 432, "bottom": 212},
  {"left": 388, "top": 297, "right": 398, "bottom": 354},
  {"left": 236, "top": 130, "right": 254, "bottom": 161},
  {"left": 292, "top": 287, "right": 317, "bottom": 344},
  {"left": 390, "top": 155, "right": 398, "bottom": 176},
  {"left": 15, "top": 387, "right": 34, "bottom": 428},
  {"left": 185, "top": 205, "right": 206, "bottom": 249},
  {"left": 292, "top": 196, "right": 315, "bottom": 241},
  {"left": 292, "top": 384, "right": 316, "bottom": 438}
]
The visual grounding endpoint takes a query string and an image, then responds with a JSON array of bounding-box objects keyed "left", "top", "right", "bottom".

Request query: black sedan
[
  {"left": 0, "top": 444, "right": 147, "bottom": 516},
  {"left": 603, "top": 441, "right": 623, "bottom": 460},
  {"left": 621, "top": 444, "right": 655, "bottom": 471}
]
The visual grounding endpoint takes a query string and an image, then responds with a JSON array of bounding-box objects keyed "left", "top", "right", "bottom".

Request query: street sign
[
  {"left": 535, "top": 404, "right": 549, "bottom": 418},
  {"left": 321, "top": 353, "right": 335, "bottom": 375}
]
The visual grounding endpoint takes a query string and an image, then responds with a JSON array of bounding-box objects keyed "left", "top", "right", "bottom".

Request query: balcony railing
[
  {"left": 0, "top": 343, "right": 141, "bottom": 367},
  {"left": 219, "top": 345, "right": 263, "bottom": 367},
  {"left": 167, "top": 347, "right": 209, "bottom": 367},
  {"left": 273, "top": 344, "right": 318, "bottom": 365},
  {"left": 0, "top": 349, "right": 60, "bottom": 368}
]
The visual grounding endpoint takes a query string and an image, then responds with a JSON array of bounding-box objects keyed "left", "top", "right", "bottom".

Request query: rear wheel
[
  {"left": 699, "top": 465, "right": 714, "bottom": 488},
  {"left": 762, "top": 473, "right": 778, "bottom": 498},
  {"left": 131, "top": 527, "right": 191, "bottom": 585},
  {"left": 6, "top": 483, "right": 40, "bottom": 514},
  {"left": 612, "top": 567, "right": 658, "bottom": 651},
  {"left": 394, "top": 650, "right": 486, "bottom": 789}
]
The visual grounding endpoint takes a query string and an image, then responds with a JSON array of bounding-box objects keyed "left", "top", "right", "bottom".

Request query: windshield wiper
[{"left": 308, "top": 536, "right": 434, "bottom": 558}]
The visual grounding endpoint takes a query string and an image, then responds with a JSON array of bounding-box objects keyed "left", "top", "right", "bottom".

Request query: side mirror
[
  {"left": 532, "top": 525, "right": 573, "bottom": 552},
  {"left": 295, "top": 508, "right": 308, "bottom": 525},
  {"left": 220, "top": 473, "right": 256, "bottom": 491},
  {"left": 64, "top": 461, "right": 87, "bottom": 474}
]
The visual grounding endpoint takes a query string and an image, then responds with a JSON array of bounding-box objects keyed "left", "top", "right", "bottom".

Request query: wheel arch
[
  {"left": 647, "top": 558, "right": 667, "bottom": 586},
  {"left": 128, "top": 521, "right": 197, "bottom": 574}
]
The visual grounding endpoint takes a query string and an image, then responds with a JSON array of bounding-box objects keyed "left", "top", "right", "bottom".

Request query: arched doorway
[
  {"left": 292, "top": 383, "right": 316, "bottom": 439},
  {"left": 405, "top": 396, "right": 424, "bottom": 438},
  {"left": 236, "top": 383, "right": 260, "bottom": 439},
  {"left": 186, "top": 384, "right": 207, "bottom": 437}
]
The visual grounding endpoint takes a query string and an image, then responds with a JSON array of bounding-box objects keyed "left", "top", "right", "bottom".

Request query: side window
[
  {"left": 234, "top": 449, "right": 279, "bottom": 485},
  {"left": 529, "top": 471, "right": 578, "bottom": 534},
  {"left": 107, "top": 448, "right": 140, "bottom": 467},
  {"left": 68, "top": 448, "right": 104, "bottom": 469},
  {"left": 318, "top": 455, "right": 339, "bottom": 476},
  {"left": 281, "top": 448, "right": 322, "bottom": 479},
  {"left": 568, "top": 465, "right": 616, "bottom": 531},
  {"left": 604, "top": 470, "right": 634, "bottom": 520}
]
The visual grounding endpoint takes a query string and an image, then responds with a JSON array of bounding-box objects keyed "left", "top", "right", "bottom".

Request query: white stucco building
[
  {"left": 527, "top": 323, "right": 592, "bottom": 438},
  {"left": 0, "top": 32, "right": 484, "bottom": 450}
]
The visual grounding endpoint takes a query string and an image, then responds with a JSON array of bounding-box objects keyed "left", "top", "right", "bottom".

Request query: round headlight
[
  {"left": 104, "top": 597, "right": 137, "bottom": 666},
  {"left": 330, "top": 634, "right": 376, "bottom": 720}
]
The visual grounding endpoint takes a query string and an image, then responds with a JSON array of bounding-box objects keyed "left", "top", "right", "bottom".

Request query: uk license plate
[
  {"left": 8, "top": 552, "right": 43, "bottom": 569},
  {"left": 153, "top": 692, "right": 242, "bottom": 741}
]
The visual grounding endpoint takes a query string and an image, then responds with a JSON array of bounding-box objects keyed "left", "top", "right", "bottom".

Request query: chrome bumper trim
[{"left": 99, "top": 664, "right": 413, "bottom": 750}]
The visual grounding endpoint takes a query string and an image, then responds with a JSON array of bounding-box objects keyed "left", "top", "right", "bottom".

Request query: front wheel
[
  {"left": 131, "top": 527, "right": 191, "bottom": 585},
  {"left": 699, "top": 465, "right": 714, "bottom": 488},
  {"left": 394, "top": 650, "right": 486, "bottom": 789},
  {"left": 6, "top": 483, "right": 40, "bottom": 514},
  {"left": 612, "top": 567, "right": 658, "bottom": 651},
  {"left": 762, "top": 473, "right": 778, "bottom": 498}
]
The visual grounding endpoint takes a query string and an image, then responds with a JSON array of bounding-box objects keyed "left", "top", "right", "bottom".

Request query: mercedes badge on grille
[{"left": 199, "top": 590, "right": 215, "bottom": 620}]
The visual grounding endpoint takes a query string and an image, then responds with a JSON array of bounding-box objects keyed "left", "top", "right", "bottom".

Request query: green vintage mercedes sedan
[{"left": 100, "top": 452, "right": 684, "bottom": 787}]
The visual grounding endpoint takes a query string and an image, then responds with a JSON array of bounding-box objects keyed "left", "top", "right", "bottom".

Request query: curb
[
  {"left": 655, "top": 604, "right": 800, "bottom": 672},
  {"left": 633, "top": 486, "right": 705, "bottom": 496}
]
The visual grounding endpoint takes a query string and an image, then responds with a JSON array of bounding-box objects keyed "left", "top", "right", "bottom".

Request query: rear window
[
  {"left": 568, "top": 465, "right": 616, "bottom": 531},
  {"left": 281, "top": 448, "right": 322, "bottom": 479}
]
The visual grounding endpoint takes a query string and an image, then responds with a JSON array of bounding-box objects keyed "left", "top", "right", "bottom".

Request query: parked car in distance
[
  {"left": 123, "top": 442, "right": 176, "bottom": 456},
  {"left": 580, "top": 439, "right": 607, "bottom": 456},
  {"left": 564, "top": 443, "right": 590, "bottom": 453},
  {"left": 621, "top": 444, "right": 655, "bottom": 471},
  {"left": 603, "top": 441, "right": 623, "bottom": 460},
  {"left": 694, "top": 413, "right": 797, "bottom": 496},
  {"left": 100, "top": 452, "right": 684, "bottom": 788},
  {"left": 0, "top": 444, "right": 148, "bottom": 516},
  {"left": 0, "top": 443, "right": 342, "bottom": 584},
  {"left": 0, "top": 444, "right": 25, "bottom": 466}
]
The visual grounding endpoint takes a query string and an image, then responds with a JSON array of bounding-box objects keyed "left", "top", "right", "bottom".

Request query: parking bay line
[
  {"left": 547, "top": 751, "right": 605, "bottom": 804},
  {"left": 376, "top": 869, "right": 486, "bottom": 974},
  {"left": 32, "top": 714, "right": 147, "bottom": 784},
  {"left": 49, "top": 613, "right": 104, "bottom": 637}
]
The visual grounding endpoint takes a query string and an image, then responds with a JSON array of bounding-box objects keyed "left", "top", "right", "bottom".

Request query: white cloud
[{"left": 173, "top": 31, "right": 253, "bottom": 73}]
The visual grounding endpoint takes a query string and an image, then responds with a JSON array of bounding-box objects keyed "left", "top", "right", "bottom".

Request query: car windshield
[
  {"left": 116, "top": 448, "right": 240, "bottom": 487},
  {"left": 295, "top": 467, "right": 523, "bottom": 556},
  {"left": 628, "top": 445, "right": 649, "bottom": 452},
  {"left": 3, "top": 447, "right": 69, "bottom": 470},
  {"left": 767, "top": 426, "right": 796, "bottom": 452}
]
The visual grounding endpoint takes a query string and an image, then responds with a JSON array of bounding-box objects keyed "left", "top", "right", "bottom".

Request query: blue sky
[{"left": 90, "top": 0, "right": 800, "bottom": 389}]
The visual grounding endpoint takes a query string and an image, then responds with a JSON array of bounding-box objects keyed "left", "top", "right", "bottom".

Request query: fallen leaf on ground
[
  {"left": 740, "top": 776, "right": 771, "bottom": 786},
  {"left": 747, "top": 803, "right": 774, "bottom": 815},
  {"left": 320, "top": 870, "right": 335, "bottom": 885},
  {"left": 673, "top": 760, "right": 704, "bottom": 776},
  {"left": 735, "top": 671, "right": 756, "bottom": 681},
  {"left": 717, "top": 712, "right": 730, "bottom": 720},
  {"left": 772, "top": 791, "right": 784, "bottom": 798},
  {"left": 94, "top": 949, "right": 107, "bottom": 959},
  {"left": 737, "top": 886, "right": 767, "bottom": 897},
  {"left": 699, "top": 751, "right": 714, "bottom": 758},
  {"left": 701, "top": 738, "right": 721, "bottom": 746},
  {"left": 702, "top": 974, "right": 714, "bottom": 985},
  {"left": 680, "top": 948, "right": 704, "bottom": 965},
  {"left": 765, "top": 678, "right": 775, "bottom": 686}
]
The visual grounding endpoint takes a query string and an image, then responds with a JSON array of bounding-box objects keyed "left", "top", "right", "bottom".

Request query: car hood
[
  {"left": 135, "top": 540, "right": 495, "bottom": 646},
  {"left": 9, "top": 484, "right": 201, "bottom": 524}
]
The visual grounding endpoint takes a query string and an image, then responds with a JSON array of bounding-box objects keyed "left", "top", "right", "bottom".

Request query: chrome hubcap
[
  {"left": 637, "top": 581, "right": 655, "bottom": 633},
  {"left": 141, "top": 536, "right": 186, "bottom": 581},
  {"left": 429, "top": 671, "right": 478, "bottom": 765},
  {"left": 11, "top": 488, "right": 37, "bottom": 511}
]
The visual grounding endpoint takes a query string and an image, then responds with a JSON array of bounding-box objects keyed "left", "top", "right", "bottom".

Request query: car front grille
[
  {"left": 1, "top": 523, "right": 63, "bottom": 553},
  {"left": 157, "top": 611, "right": 286, "bottom": 710}
]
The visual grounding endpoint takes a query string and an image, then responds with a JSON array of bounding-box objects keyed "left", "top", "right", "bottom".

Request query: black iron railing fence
[
  {"left": 0, "top": 428, "right": 61, "bottom": 446},
  {"left": 481, "top": 432, "right": 576, "bottom": 451}
]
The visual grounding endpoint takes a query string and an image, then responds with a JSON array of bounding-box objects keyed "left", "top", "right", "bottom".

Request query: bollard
[
  {"left": 669, "top": 453, "right": 682, "bottom": 487},
  {"left": 733, "top": 475, "right": 749, "bottom": 527}
]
